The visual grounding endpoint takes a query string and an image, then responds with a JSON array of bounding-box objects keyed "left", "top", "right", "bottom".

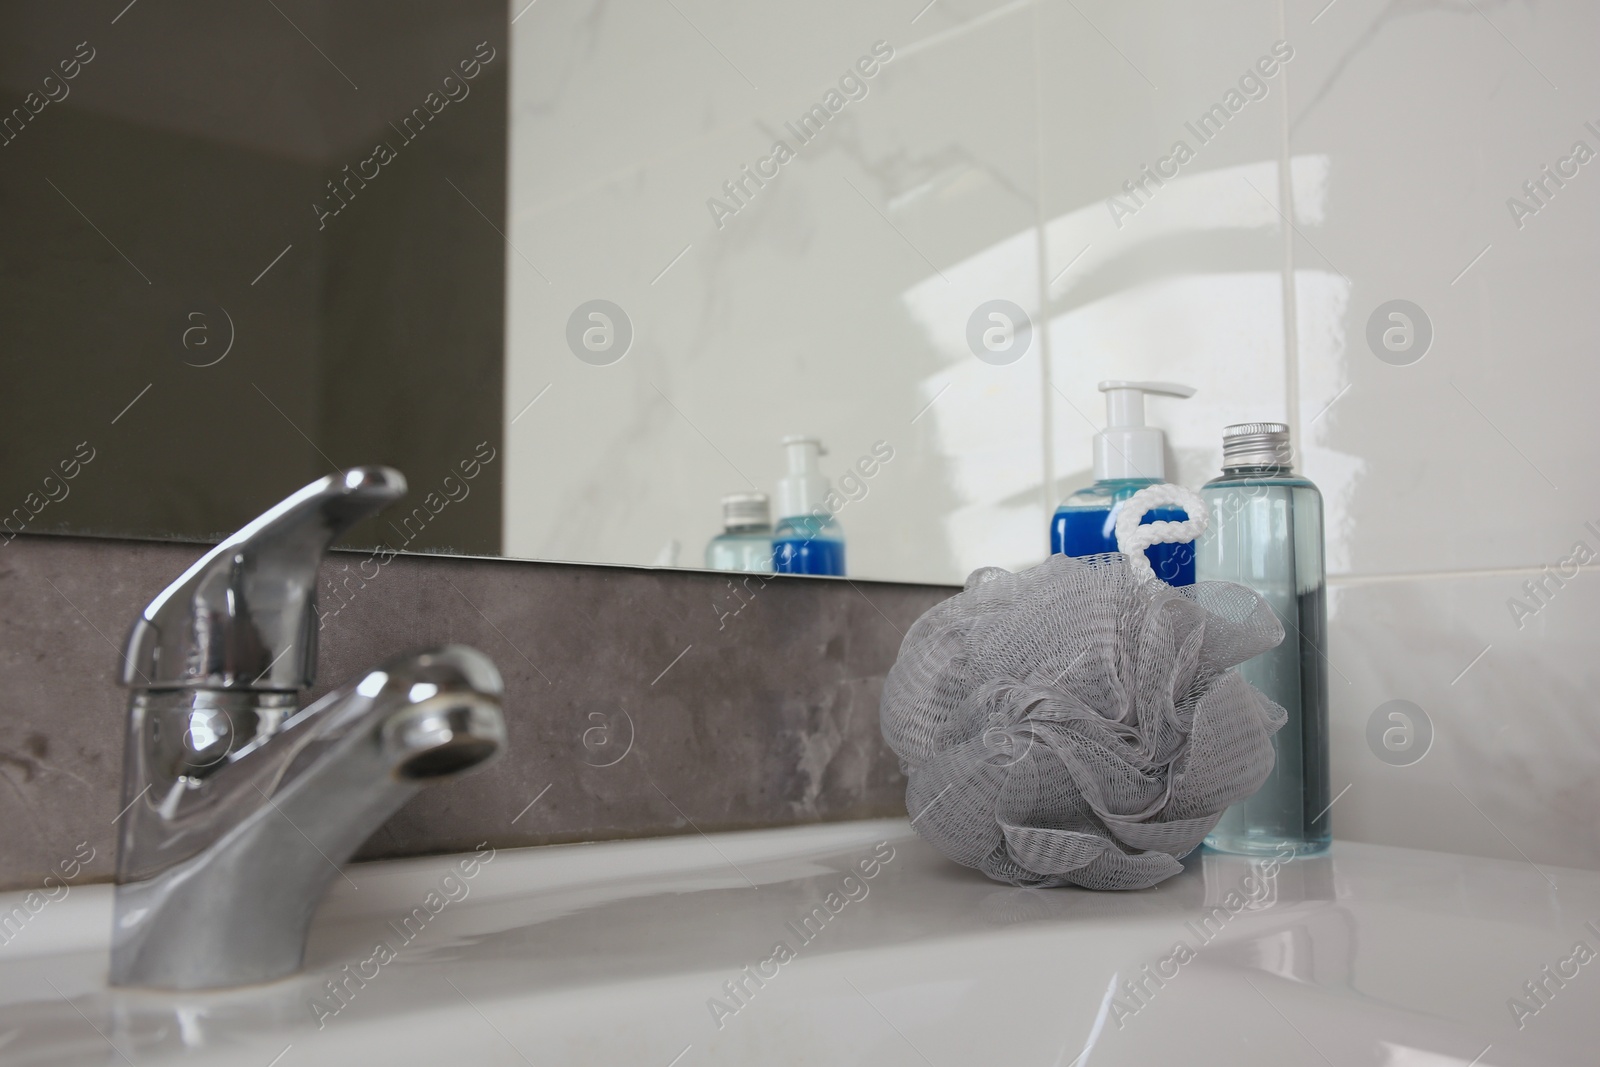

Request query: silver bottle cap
[
  {"left": 721, "top": 491, "right": 771, "bottom": 531},
  {"left": 1221, "top": 422, "right": 1293, "bottom": 471}
]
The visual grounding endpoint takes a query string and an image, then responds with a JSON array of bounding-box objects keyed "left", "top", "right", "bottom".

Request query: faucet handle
[{"left": 122, "top": 467, "right": 407, "bottom": 691}]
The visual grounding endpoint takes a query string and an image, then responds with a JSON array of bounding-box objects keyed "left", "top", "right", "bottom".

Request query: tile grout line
[
  {"left": 1329, "top": 563, "right": 1600, "bottom": 585},
  {"left": 1031, "top": 0, "right": 1056, "bottom": 544},
  {"left": 1276, "top": 0, "right": 1301, "bottom": 450}
]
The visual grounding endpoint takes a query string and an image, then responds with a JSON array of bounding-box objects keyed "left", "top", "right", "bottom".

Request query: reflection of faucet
[{"left": 111, "top": 467, "right": 507, "bottom": 990}]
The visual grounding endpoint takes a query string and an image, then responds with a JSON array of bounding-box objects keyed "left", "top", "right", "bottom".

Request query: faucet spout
[
  {"left": 110, "top": 468, "right": 510, "bottom": 990},
  {"left": 111, "top": 646, "right": 505, "bottom": 990}
]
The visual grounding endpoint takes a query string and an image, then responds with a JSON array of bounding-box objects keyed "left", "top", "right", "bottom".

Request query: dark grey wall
[
  {"left": 0, "top": 533, "right": 954, "bottom": 891},
  {"left": 0, "top": 0, "right": 506, "bottom": 554},
  {"left": 319, "top": 58, "right": 509, "bottom": 557}
]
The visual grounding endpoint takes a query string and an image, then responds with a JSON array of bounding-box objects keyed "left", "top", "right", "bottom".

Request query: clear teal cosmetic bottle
[{"left": 1198, "top": 422, "right": 1331, "bottom": 857}]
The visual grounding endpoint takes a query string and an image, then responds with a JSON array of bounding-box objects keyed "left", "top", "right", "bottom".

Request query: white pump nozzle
[
  {"left": 777, "top": 434, "right": 831, "bottom": 519},
  {"left": 1093, "top": 380, "right": 1195, "bottom": 481}
]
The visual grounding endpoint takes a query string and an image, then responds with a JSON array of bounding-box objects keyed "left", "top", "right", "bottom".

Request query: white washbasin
[{"left": 1, "top": 819, "right": 1596, "bottom": 1065}]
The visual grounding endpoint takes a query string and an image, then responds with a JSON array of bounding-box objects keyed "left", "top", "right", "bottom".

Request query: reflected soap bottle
[
  {"left": 772, "top": 434, "right": 845, "bottom": 576},
  {"left": 705, "top": 491, "right": 774, "bottom": 573},
  {"left": 1198, "top": 422, "right": 1331, "bottom": 856}
]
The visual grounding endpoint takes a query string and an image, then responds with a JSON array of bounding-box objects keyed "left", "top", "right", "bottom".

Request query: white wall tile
[
  {"left": 1288, "top": 0, "right": 1600, "bottom": 576},
  {"left": 1036, "top": 0, "right": 1292, "bottom": 502},
  {"left": 1328, "top": 565, "right": 1600, "bottom": 869}
]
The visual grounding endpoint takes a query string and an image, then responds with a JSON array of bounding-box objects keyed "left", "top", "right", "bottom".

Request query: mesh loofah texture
[{"left": 880, "top": 553, "right": 1287, "bottom": 891}]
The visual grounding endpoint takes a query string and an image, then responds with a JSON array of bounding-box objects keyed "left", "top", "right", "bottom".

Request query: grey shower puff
[{"left": 879, "top": 553, "right": 1287, "bottom": 891}]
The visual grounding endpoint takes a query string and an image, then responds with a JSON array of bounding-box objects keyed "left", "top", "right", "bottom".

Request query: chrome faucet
[{"left": 110, "top": 467, "right": 507, "bottom": 990}]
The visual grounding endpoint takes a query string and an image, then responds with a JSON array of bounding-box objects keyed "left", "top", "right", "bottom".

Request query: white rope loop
[{"left": 1114, "top": 483, "right": 1209, "bottom": 583}]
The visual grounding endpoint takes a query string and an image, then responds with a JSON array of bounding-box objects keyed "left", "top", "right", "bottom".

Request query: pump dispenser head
[
  {"left": 777, "top": 434, "right": 830, "bottom": 519},
  {"left": 1093, "top": 380, "right": 1195, "bottom": 481}
]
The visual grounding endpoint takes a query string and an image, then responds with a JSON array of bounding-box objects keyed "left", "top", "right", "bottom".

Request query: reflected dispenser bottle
[
  {"left": 773, "top": 435, "right": 845, "bottom": 576},
  {"left": 1198, "top": 423, "right": 1331, "bottom": 856},
  {"left": 1052, "top": 380, "right": 1197, "bottom": 586},
  {"left": 705, "top": 492, "right": 774, "bottom": 573}
]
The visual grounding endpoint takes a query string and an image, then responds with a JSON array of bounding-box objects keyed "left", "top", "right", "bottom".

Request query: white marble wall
[
  {"left": 504, "top": 2, "right": 1600, "bottom": 868},
  {"left": 1291, "top": 0, "right": 1600, "bottom": 872}
]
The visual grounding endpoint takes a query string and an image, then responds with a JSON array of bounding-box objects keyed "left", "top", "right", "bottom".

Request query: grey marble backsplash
[{"left": 0, "top": 534, "right": 952, "bottom": 892}]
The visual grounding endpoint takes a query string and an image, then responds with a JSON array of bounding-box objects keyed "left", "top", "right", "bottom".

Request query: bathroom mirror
[{"left": 2, "top": 1, "right": 1323, "bottom": 587}]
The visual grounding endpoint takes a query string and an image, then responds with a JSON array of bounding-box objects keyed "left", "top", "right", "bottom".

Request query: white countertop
[{"left": 1, "top": 819, "right": 1596, "bottom": 1065}]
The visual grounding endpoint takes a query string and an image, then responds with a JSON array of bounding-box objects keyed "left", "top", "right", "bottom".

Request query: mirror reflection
[{"left": 3, "top": 2, "right": 1331, "bottom": 587}]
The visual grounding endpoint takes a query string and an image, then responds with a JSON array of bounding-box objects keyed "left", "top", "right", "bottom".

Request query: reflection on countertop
[{"left": 1, "top": 818, "right": 1594, "bottom": 1065}]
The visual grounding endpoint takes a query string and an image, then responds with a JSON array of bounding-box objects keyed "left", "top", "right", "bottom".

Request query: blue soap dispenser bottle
[
  {"left": 1052, "top": 380, "right": 1197, "bottom": 586},
  {"left": 773, "top": 434, "right": 845, "bottom": 576}
]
